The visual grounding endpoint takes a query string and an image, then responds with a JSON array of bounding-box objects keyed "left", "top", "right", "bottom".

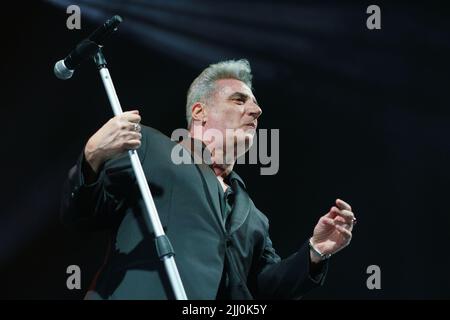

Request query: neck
[
  {"left": 212, "top": 162, "right": 234, "bottom": 178},
  {"left": 189, "top": 125, "right": 235, "bottom": 178},
  {"left": 204, "top": 141, "right": 236, "bottom": 178}
]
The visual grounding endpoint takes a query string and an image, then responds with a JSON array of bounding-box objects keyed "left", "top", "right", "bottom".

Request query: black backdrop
[{"left": 1, "top": 0, "right": 449, "bottom": 299}]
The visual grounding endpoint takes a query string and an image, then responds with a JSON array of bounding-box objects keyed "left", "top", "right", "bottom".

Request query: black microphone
[{"left": 54, "top": 15, "right": 123, "bottom": 80}]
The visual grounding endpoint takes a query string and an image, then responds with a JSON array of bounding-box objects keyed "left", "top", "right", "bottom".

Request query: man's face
[{"left": 203, "top": 78, "right": 262, "bottom": 158}]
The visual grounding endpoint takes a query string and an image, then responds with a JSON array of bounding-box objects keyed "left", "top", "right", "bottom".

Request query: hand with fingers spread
[
  {"left": 84, "top": 110, "right": 142, "bottom": 174},
  {"left": 309, "top": 199, "right": 356, "bottom": 263}
]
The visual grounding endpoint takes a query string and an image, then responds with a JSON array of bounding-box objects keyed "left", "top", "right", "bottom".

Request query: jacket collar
[{"left": 178, "top": 137, "right": 250, "bottom": 234}]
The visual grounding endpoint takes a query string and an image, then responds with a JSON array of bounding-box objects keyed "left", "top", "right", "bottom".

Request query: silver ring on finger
[{"left": 133, "top": 123, "right": 140, "bottom": 132}]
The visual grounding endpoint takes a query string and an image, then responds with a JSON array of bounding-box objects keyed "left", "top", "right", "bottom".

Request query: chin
[
  {"left": 234, "top": 131, "right": 255, "bottom": 157},
  {"left": 244, "top": 132, "right": 255, "bottom": 147}
]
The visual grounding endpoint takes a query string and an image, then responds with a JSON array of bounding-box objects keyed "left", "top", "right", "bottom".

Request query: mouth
[{"left": 244, "top": 122, "right": 257, "bottom": 129}]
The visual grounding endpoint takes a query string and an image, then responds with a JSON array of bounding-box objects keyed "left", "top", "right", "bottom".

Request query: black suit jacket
[{"left": 61, "top": 126, "right": 327, "bottom": 299}]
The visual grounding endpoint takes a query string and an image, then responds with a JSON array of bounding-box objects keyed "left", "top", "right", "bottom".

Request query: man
[{"left": 61, "top": 59, "right": 356, "bottom": 299}]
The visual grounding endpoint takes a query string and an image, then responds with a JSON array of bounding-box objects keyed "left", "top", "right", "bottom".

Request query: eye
[{"left": 233, "top": 98, "right": 245, "bottom": 105}]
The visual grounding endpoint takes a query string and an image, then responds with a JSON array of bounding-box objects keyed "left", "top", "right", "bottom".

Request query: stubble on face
[{"left": 203, "top": 79, "right": 259, "bottom": 158}]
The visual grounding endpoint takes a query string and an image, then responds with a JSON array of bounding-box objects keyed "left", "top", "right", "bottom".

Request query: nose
[{"left": 248, "top": 102, "right": 262, "bottom": 119}]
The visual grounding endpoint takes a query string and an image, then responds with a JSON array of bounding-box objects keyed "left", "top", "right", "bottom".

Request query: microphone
[{"left": 54, "top": 15, "right": 123, "bottom": 80}]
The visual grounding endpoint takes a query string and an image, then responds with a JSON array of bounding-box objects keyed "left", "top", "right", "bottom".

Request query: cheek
[
  {"left": 223, "top": 109, "right": 243, "bottom": 126},
  {"left": 208, "top": 103, "right": 245, "bottom": 130},
  {"left": 211, "top": 110, "right": 238, "bottom": 127}
]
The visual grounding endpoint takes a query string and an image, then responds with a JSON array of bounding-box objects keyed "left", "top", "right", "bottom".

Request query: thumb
[{"left": 124, "top": 109, "right": 140, "bottom": 114}]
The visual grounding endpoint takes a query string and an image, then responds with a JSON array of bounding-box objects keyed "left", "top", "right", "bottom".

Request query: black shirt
[
  {"left": 216, "top": 177, "right": 236, "bottom": 299},
  {"left": 218, "top": 180, "right": 235, "bottom": 229}
]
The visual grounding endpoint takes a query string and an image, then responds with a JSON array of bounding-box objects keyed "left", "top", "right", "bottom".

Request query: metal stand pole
[{"left": 93, "top": 49, "right": 187, "bottom": 300}]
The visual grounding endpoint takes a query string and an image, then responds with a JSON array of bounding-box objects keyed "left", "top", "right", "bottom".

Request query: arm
[
  {"left": 252, "top": 198, "right": 356, "bottom": 299},
  {"left": 251, "top": 234, "right": 328, "bottom": 300},
  {"left": 60, "top": 110, "right": 143, "bottom": 230}
]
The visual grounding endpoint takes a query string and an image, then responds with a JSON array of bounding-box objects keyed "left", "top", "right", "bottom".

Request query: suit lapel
[
  {"left": 228, "top": 172, "right": 250, "bottom": 235},
  {"left": 177, "top": 137, "right": 251, "bottom": 235},
  {"left": 179, "top": 138, "right": 226, "bottom": 234},
  {"left": 196, "top": 163, "right": 226, "bottom": 233}
]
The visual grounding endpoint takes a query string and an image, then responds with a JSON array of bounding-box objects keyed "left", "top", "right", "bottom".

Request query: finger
[
  {"left": 336, "top": 199, "right": 352, "bottom": 211},
  {"left": 326, "top": 206, "right": 339, "bottom": 219},
  {"left": 334, "top": 216, "right": 347, "bottom": 224},
  {"left": 335, "top": 209, "right": 355, "bottom": 223},
  {"left": 335, "top": 224, "right": 352, "bottom": 239},
  {"left": 333, "top": 217, "right": 353, "bottom": 231},
  {"left": 127, "top": 115, "right": 142, "bottom": 124},
  {"left": 124, "top": 122, "right": 141, "bottom": 132},
  {"left": 113, "top": 117, "right": 140, "bottom": 132},
  {"left": 123, "top": 112, "right": 142, "bottom": 123},
  {"left": 329, "top": 206, "right": 350, "bottom": 220},
  {"left": 321, "top": 217, "right": 335, "bottom": 227},
  {"left": 121, "top": 132, "right": 142, "bottom": 143},
  {"left": 123, "top": 139, "right": 142, "bottom": 150},
  {"left": 124, "top": 109, "right": 139, "bottom": 114},
  {"left": 124, "top": 132, "right": 142, "bottom": 140},
  {"left": 131, "top": 122, "right": 142, "bottom": 132}
]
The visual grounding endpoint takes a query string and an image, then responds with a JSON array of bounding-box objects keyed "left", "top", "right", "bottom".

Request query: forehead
[{"left": 213, "top": 78, "right": 254, "bottom": 99}]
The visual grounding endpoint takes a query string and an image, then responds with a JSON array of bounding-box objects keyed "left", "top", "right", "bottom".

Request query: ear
[{"left": 191, "top": 102, "right": 207, "bottom": 123}]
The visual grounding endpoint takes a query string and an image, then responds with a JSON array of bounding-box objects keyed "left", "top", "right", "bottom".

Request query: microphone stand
[{"left": 92, "top": 48, "right": 188, "bottom": 300}]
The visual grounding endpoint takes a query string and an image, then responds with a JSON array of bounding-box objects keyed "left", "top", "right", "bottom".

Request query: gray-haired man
[{"left": 61, "top": 59, "right": 355, "bottom": 299}]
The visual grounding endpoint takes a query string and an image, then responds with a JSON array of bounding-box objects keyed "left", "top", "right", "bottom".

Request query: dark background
[{"left": 1, "top": 0, "right": 449, "bottom": 299}]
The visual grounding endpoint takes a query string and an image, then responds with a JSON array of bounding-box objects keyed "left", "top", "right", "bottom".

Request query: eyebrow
[{"left": 229, "top": 92, "right": 259, "bottom": 106}]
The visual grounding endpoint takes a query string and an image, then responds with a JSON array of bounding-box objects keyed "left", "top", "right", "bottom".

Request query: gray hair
[{"left": 186, "top": 59, "right": 253, "bottom": 128}]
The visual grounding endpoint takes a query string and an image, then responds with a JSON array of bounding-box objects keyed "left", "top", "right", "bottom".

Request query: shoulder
[
  {"left": 140, "top": 125, "right": 178, "bottom": 151},
  {"left": 252, "top": 202, "right": 270, "bottom": 227},
  {"left": 140, "top": 125, "right": 171, "bottom": 141},
  {"left": 231, "top": 170, "right": 270, "bottom": 227},
  {"left": 138, "top": 125, "right": 185, "bottom": 166}
]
